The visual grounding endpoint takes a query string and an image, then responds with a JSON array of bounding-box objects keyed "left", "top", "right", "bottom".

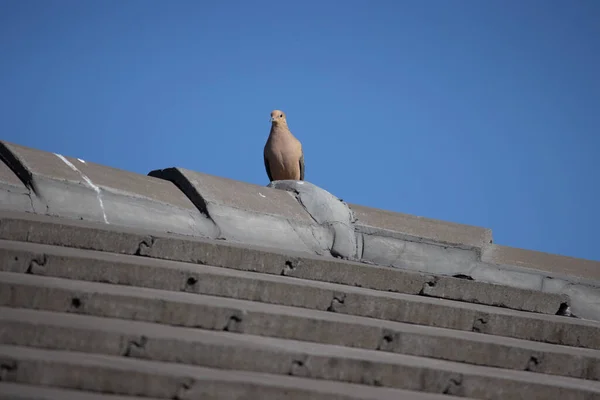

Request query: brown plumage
[{"left": 263, "top": 109, "right": 304, "bottom": 182}]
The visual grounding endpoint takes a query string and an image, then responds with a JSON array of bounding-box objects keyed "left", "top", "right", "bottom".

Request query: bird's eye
[{"left": 280, "top": 114, "right": 283, "bottom": 118}]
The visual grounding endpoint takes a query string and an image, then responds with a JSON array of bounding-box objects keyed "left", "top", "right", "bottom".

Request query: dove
[{"left": 263, "top": 109, "right": 305, "bottom": 182}]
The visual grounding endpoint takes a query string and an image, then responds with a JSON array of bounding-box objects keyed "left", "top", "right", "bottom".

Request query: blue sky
[{"left": 1, "top": 0, "right": 599, "bottom": 261}]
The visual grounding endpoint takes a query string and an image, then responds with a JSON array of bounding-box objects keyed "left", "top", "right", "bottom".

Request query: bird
[{"left": 263, "top": 109, "right": 305, "bottom": 182}]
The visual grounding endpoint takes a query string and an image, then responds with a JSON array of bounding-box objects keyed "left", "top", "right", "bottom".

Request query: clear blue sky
[{"left": 1, "top": 0, "right": 599, "bottom": 261}]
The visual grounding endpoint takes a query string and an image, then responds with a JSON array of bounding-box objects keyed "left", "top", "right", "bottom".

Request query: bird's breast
[{"left": 265, "top": 135, "right": 301, "bottom": 180}]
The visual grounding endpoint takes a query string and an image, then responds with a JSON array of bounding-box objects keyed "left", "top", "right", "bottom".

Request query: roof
[{"left": 0, "top": 139, "right": 599, "bottom": 399}]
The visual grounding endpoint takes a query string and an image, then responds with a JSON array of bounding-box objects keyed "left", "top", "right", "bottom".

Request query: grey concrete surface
[
  {"left": 349, "top": 203, "right": 493, "bottom": 249},
  {"left": 0, "top": 152, "right": 28, "bottom": 189},
  {"left": 149, "top": 167, "right": 334, "bottom": 256},
  {"left": 2, "top": 140, "right": 600, "bottom": 400},
  {"left": 0, "top": 140, "right": 219, "bottom": 238},
  {"left": 483, "top": 244, "right": 600, "bottom": 281},
  {"left": 456, "top": 261, "right": 600, "bottom": 322},
  {"left": 0, "top": 210, "right": 162, "bottom": 254},
  {"left": 6, "top": 210, "right": 600, "bottom": 321},
  {"left": 0, "top": 345, "right": 466, "bottom": 400},
  {"left": 0, "top": 185, "right": 35, "bottom": 214},
  {"left": 3, "top": 306, "right": 600, "bottom": 382},
  {"left": 372, "top": 244, "right": 600, "bottom": 322},
  {"left": 549, "top": 282, "right": 600, "bottom": 323},
  {"left": 0, "top": 239, "right": 570, "bottom": 318},
  {"left": 2, "top": 141, "right": 600, "bottom": 321},
  {"left": 1, "top": 271, "right": 599, "bottom": 350},
  {"left": 148, "top": 168, "right": 311, "bottom": 221},
  {"left": 361, "top": 233, "right": 479, "bottom": 274},
  {"left": 269, "top": 180, "right": 360, "bottom": 260},
  {"left": 0, "top": 145, "right": 41, "bottom": 213},
  {"left": 0, "top": 383, "right": 163, "bottom": 400}
]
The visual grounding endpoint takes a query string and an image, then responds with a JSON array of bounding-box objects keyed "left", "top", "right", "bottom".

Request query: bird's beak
[{"left": 270, "top": 117, "right": 275, "bottom": 123}]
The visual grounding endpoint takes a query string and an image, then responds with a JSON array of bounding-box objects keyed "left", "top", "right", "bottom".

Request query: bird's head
[{"left": 270, "top": 110, "right": 287, "bottom": 126}]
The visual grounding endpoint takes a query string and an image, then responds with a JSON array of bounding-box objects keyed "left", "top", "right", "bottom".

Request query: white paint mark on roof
[
  {"left": 55, "top": 153, "right": 109, "bottom": 224},
  {"left": 77, "top": 158, "right": 86, "bottom": 164},
  {"left": 258, "top": 192, "right": 266, "bottom": 198}
]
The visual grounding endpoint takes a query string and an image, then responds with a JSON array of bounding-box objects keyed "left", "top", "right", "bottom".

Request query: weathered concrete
[
  {"left": 2, "top": 142, "right": 600, "bottom": 321},
  {"left": 453, "top": 260, "right": 600, "bottom": 322},
  {"left": 269, "top": 180, "right": 360, "bottom": 260},
  {"left": 547, "top": 281, "right": 600, "bottom": 323},
  {"left": 150, "top": 167, "right": 333, "bottom": 256},
  {"left": 3, "top": 307, "right": 600, "bottom": 382},
  {"left": 361, "top": 233, "right": 480, "bottom": 274},
  {"left": 0, "top": 235, "right": 569, "bottom": 316},
  {"left": 0, "top": 383, "right": 162, "bottom": 400},
  {"left": 0, "top": 154, "right": 37, "bottom": 213},
  {"left": 0, "top": 141, "right": 218, "bottom": 238},
  {"left": 0, "top": 210, "right": 162, "bottom": 254},
  {"left": 4, "top": 208, "right": 600, "bottom": 321},
  {"left": 7, "top": 206, "right": 596, "bottom": 323},
  {"left": 0, "top": 345, "right": 464, "bottom": 400},
  {"left": 6, "top": 211, "right": 600, "bottom": 324},
  {"left": 349, "top": 203, "right": 493, "bottom": 249},
  {"left": 1, "top": 272, "right": 599, "bottom": 350},
  {"left": 483, "top": 244, "right": 600, "bottom": 282},
  {"left": 2, "top": 141, "right": 600, "bottom": 400},
  {"left": 2, "top": 341, "right": 599, "bottom": 400}
]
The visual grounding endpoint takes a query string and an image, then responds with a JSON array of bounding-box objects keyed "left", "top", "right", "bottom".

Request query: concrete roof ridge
[
  {"left": 349, "top": 202, "right": 493, "bottom": 249},
  {"left": 1, "top": 139, "right": 599, "bottom": 321},
  {"left": 0, "top": 140, "right": 220, "bottom": 238}
]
